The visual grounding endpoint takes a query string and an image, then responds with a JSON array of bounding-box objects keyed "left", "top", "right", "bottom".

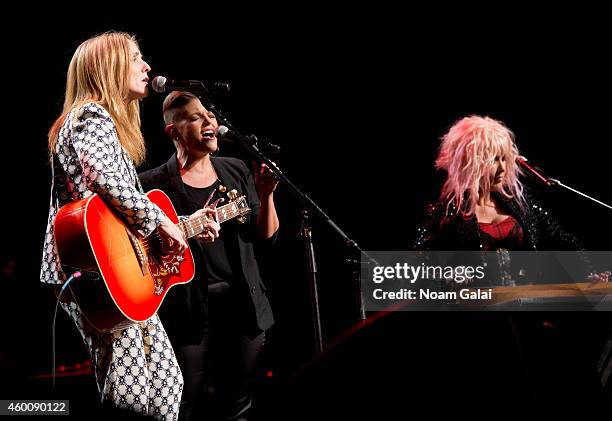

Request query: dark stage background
[{"left": 1, "top": 11, "right": 611, "bottom": 418}]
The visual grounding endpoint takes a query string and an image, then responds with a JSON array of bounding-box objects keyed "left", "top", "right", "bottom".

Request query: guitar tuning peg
[
  {"left": 218, "top": 184, "right": 227, "bottom": 193},
  {"left": 227, "top": 189, "right": 238, "bottom": 200},
  {"left": 237, "top": 216, "right": 247, "bottom": 224}
]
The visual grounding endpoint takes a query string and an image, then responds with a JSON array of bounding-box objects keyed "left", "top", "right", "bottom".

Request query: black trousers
[{"left": 174, "top": 292, "right": 265, "bottom": 421}]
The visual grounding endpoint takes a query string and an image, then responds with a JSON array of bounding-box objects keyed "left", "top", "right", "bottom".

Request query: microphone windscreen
[
  {"left": 216, "top": 125, "right": 229, "bottom": 138},
  {"left": 151, "top": 76, "right": 167, "bottom": 93}
]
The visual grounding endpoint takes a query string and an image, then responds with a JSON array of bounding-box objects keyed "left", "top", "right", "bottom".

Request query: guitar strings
[{"left": 141, "top": 197, "right": 247, "bottom": 249}]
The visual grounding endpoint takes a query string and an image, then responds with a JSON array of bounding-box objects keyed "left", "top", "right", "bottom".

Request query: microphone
[
  {"left": 151, "top": 75, "right": 230, "bottom": 95},
  {"left": 516, "top": 156, "right": 557, "bottom": 186},
  {"left": 216, "top": 125, "right": 281, "bottom": 154},
  {"left": 216, "top": 125, "right": 231, "bottom": 139}
]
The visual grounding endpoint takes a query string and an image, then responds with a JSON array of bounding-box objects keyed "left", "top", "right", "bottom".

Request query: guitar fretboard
[{"left": 178, "top": 198, "right": 249, "bottom": 239}]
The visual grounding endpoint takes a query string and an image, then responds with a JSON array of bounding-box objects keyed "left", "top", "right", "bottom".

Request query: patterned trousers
[{"left": 61, "top": 301, "right": 184, "bottom": 420}]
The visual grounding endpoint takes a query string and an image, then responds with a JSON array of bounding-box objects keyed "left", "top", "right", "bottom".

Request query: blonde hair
[
  {"left": 48, "top": 31, "right": 146, "bottom": 165},
  {"left": 435, "top": 115, "right": 525, "bottom": 218}
]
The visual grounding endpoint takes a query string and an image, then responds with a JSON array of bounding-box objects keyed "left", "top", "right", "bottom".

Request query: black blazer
[
  {"left": 139, "top": 154, "right": 275, "bottom": 343},
  {"left": 413, "top": 190, "right": 591, "bottom": 284},
  {"left": 414, "top": 190, "right": 584, "bottom": 252}
]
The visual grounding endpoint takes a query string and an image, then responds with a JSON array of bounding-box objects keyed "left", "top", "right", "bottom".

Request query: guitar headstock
[{"left": 225, "top": 189, "right": 250, "bottom": 224}]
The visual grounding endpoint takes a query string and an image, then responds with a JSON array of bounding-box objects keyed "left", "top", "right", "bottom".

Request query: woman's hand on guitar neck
[
  {"left": 190, "top": 205, "right": 220, "bottom": 243},
  {"left": 158, "top": 217, "right": 189, "bottom": 254}
]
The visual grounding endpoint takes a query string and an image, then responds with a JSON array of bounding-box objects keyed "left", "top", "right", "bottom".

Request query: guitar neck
[{"left": 178, "top": 201, "right": 247, "bottom": 239}]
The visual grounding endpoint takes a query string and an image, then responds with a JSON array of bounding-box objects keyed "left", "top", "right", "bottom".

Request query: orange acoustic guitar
[{"left": 54, "top": 188, "right": 250, "bottom": 332}]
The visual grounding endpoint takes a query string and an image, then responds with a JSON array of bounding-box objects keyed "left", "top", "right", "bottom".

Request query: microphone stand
[
  {"left": 520, "top": 157, "right": 612, "bottom": 211},
  {"left": 299, "top": 209, "right": 323, "bottom": 355},
  {"left": 205, "top": 101, "right": 375, "bottom": 355},
  {"left": 548, "top": 178, "right": 612, "bottom": 211}
]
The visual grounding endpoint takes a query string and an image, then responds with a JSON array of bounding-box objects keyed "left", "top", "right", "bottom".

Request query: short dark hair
[{"left": 162, "top": 91, "right": 199, "bottom": 124}]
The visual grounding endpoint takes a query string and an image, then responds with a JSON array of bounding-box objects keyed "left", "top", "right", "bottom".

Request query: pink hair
[{"left": 435, "top": 115, "right": 526, "bottom": 218}]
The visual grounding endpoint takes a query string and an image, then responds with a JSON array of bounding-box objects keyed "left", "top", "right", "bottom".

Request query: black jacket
[
  {"left": 413, "top": 191, "right": 590, "bottom": 285},
  {"left": 414, "top": 191, "right": 584, "bottom": 251},
  {"left": 139, "top": 154, "right": 275, "bottom": 343}
]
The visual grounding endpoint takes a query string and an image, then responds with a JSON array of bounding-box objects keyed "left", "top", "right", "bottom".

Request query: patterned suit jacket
[{"left": 40, "top": 103, "right": 166, "bottom": 284}]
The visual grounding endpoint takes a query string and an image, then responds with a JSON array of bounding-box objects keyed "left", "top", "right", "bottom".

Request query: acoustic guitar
[{"left": 54, "top": 188, "right": 250, "bottom": 331}]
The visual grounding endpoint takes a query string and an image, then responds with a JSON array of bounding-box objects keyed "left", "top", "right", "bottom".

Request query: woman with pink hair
[
  {"left": 411, "top": 116, "right": 607, "bottom": 413},
  {"left": 415, "top": 115, "right": 583, "bottom": 262}
]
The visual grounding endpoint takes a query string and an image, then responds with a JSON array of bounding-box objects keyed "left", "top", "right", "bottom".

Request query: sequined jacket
[
  {"left": 40, "top": 103, "right": 166, "bottom": 284},
  {"left": 413, "top": 191, "right": 591, "bottom": 285},
  {"left": 414, "top": 191, "right": 584, "bottom": 252}
]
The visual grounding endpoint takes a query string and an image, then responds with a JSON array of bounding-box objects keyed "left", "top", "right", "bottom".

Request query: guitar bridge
[{"left": 126, "top": 228, "right": 149, "bottom": 276}]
